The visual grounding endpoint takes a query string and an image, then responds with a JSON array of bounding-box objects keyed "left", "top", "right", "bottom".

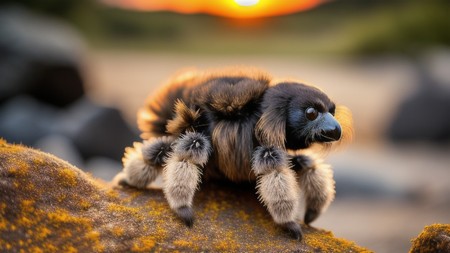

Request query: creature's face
[
  {"left": 285, "top": 84, "right": 341, "bottom": 150},
  {"left": 256, "top": 82, "right": 348, "bottom": 150}
]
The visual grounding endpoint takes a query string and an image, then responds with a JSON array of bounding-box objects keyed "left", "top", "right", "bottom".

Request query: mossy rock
[
  {"left": 409, "top": 224, "right": 450, "bottom": 253},
  {"left": 0, "top": 140, "right": 371, "bottom": 252}
]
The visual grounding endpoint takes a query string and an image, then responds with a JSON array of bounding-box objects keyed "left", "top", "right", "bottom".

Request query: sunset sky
[{"left": 102, "top": 0, "right": 326, "bottom": 18}]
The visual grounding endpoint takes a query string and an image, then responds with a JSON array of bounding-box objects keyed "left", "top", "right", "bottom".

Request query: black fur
[
  {"left": 252, "top": 146, "right": 287, "bottom": 175},
  {"left": 282, "top": 221, "right": 303, "bottom": 240},
  {"left": 141, "top": 137, "right": 173, "bottom": 166},
  {"left": 304, "top": 208, "right": 320, "bottom": 225},
  {"left": 173, "top": 132, "right": 211, "bottom": 166},
  {"left": 133, "top": 69, "right": 351, "bottom": 239},
  {"left": 175, "top": 206, "right": 195, "bottom": 228},
  {"left": 290, "top": 154, "right": 313, "bottom": 172},
  {"left": 269, "top": 83, "right": 336, "bottom": 150}
]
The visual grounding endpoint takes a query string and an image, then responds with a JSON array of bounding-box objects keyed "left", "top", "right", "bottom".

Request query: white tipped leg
[
  {"left": 294, "top": 154, "right": 335, "bottom": 225},
  {"left": 163, "top": 159, "right": 201, "bottom": 227},
  {"left": 113, "top": 137, "right": 173, "bottom": 189},
  {"left": 252, "top": 146, "right": 302, "bottom": 240},
  {"left": 162, "top": 132, "right": 211, "bottom": 227}
]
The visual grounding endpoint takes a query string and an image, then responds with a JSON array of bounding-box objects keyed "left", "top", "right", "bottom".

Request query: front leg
[
  {"left": 252, "top": 146, "right": 302, "bottom": 240},
  {"left": 163, "top": 131, "right": 211, "bottom": 227},
  {"left": 290, "top": 153, "right": 335, "bottom": 225},
  {"left": 113, "top": 137, "right": 173, "bottom": 189}
]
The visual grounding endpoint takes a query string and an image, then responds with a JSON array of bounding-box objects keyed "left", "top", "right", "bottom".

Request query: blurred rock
[
  {"left": 0, "top": 140, "right": 370, "bottom": 252},
  {"left": 0, "top": 96, "right": 138, "bottom": 163},
  {"left": 333, "top": 165, "right": 417, "bottom": 201},
  {"left": 58, "top": 98, "right": 139, "bottom": 161},
  {"left": 0, "top": 96, "right": 58, "bottom": 144},
  {"left": 0, "top": 6, "right": 85, "bottom": 107},
  {"left": 388, "top": 61, "right": 450, "bottom": 144},
  {"left": 409, "top": 224, "right": 450, "bottom": 253},
  {"left": 85, "top": 157, "right": 122, "bottom": 181},
  {"left": 34, "top": 134, "right": 84, "bottom": 168}
]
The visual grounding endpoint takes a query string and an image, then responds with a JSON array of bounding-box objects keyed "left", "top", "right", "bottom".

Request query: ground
[{"left": 0, "top": 140, "right": 371, "bottom": 252}]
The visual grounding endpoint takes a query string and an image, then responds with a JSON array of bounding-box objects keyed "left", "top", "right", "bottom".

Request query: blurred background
[{"left": 0, "top": 0, "right": 449, "bottom": 252}]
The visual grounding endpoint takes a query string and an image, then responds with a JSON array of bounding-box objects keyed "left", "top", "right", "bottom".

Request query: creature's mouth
[
  {"left": 316, "top": 113, "right": 342, "bottom": 142},
  {"left": 316, "top": 128, "right": 341, "bottom": 143}
]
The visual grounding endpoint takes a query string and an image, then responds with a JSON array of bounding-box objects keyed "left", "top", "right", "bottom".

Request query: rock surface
[
  {"left": 0, "top": 140, "right": 371, "bottom": 252},
  {"left": 409, "top": 224, "right": 450, "bottom": 253}
]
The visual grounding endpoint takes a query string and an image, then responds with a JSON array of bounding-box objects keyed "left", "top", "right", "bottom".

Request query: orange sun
[{"left": 102, "top": 0, "right": 326, "bottom": 19}]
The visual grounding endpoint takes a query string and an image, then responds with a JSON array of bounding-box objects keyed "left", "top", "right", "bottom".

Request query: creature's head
[{"left": 255, "top": 82, "right": 353, "bottom": 150}]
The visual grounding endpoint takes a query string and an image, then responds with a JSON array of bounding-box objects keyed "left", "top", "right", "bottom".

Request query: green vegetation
[{"left": 2, "top": 0, "right": 449, "bottom": 56}]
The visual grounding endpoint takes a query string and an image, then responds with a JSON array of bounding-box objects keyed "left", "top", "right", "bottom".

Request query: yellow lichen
[
  {"left": 47, "top": 209, "right": 89, "bottom": 225},
  {"left": 106, "top": 189, "right": 120, "bottom": 199},
  {"left": 30, "top": 246, "right": 44, "bottom": 253},
  {"left": 111, "top": 227, "right": 124, "bottom": 237},
  {"left": 62, "top": 245, "right": 78, "bottom": 253},
  {"left": 42, "top": 242, "right": 58, "bottom": 253},
  {"left": 410, "top": 224, "right": 450, "bottom": 253},
  {"left": 236, "top": 210, "right": 250, "bottom": 221},
  {"left": 79, "top": 199, "right": 92, "bottom": 210},
  {"left": 8, "top": 166, "right": 28, "bottom": 177},
  {"left": 173, "top": 239, "right": 194, "bottom": 248},
  {"left": 305, "top": 229, "right": 372, "bottom": 253},
  {"left": 131, "top": 236, "right": 156, "bottom": 252},
  {"left": 107, "top": 203, "right": 142, "bottom": 219},
  {"left": 57, "top": 168, "right": 78, "bottom": 187},
  {"left": 213, "top": 231, "right": 240, "bottom": 252},
  {"left": 0, "top": 202, "right": 6, "bottom": 214},
  {"left": 0, "top": 141, "right": 371, "bottom": 253},
  {"left": 35, "top": 227, "right": 52, "bottom": 240},
  {"left": 0, "top": 219, "right": 6, "bottom": 230}
]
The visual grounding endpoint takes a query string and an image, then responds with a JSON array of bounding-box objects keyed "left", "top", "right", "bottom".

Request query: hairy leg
[
  {"left": 252, "top": 146, "right": 302, "bottom": 240},
  {"left": 163, "top": 132, "right": 211, "bottom": 227},
  {"left": 113, "top": 137, "right": 173, "bottom": 189},
  {"left": 291, "top": 153, "right": 335, "bottom": 225}
]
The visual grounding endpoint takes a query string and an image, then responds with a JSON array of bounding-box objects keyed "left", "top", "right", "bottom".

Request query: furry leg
[
  {"left": 293, "top": 154, "right": 335, "bottom": 225},
  {"left": 163, "top": 132, "right": 211, "bottom": 227},
  {"left": 113, "top": 137, "right": 173, "bottom": 189},
  {"left": 252, "top": 146, "right": 302, "bottom": 240}
]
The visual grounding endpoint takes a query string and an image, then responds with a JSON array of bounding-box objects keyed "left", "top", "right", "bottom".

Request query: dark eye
[
  {"left": 329, "top": 105, "right": 336, "bottom": 115},
  {"left": 305, "top": 107, "right": 318, "bottom": 121}
]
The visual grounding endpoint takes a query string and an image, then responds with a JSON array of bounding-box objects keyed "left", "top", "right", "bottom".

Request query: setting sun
[
  {"left": 234, "top": 0, "right": 260, "bottom": 7},
  {"left": 102, "top": 0, "right": 325, "bottom": 19}
]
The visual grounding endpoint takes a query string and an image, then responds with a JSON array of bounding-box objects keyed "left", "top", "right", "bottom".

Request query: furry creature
[{"left": 113, "top": 68, "right": 353, "bottom": 240}]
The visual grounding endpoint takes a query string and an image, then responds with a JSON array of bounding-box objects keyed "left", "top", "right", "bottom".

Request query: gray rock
[
  {"left": 333, "top": 165, "right": 416, "bottom": 200},
  {"left": 85, "top": 157, "right": 122, "bottom": 181},
  {"left": 34, "top": 134, "right": 84, "bottom": 168},
  {"left": 0, "top": 96, "right": 58, "bottom": 144},
  {"left": 0, "top": 6, "right": 85, "bottom": 107},
  {"left": 57, "top": 98, "right": 140, "bottom": 161},
  {"left": 387, "top": 61, "right": 450, "bottom": 144}
]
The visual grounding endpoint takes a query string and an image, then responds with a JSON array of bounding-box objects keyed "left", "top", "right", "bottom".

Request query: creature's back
[{"left": 137, "top": 69, "right": 273, "bottom": 181}]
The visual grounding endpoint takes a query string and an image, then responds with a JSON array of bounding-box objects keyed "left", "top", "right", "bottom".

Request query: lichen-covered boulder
[
  {"left": 0, "top": 140, "right": 371, "bottom": 252},
  {"left": 409, "top": 224, "right": 450, "bottom": 253}
]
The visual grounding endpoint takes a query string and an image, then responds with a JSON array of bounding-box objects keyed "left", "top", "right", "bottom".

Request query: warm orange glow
[{"left": 102, "top": 0, "right": 326, "bottom": 18}]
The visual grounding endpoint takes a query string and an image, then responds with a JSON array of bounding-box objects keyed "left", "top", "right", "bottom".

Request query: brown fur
[
  {"left": 166, "top": 100, "right": 201, "bottom": 135},
  {"left": 334, "top": 105, "right": 354, "bottom": 146},
  {"left": 118, "top": 67, "right": 354, "bottom": 237},
  {"left": 255, "top": 101, "right": 287, "bottom": 149},
  {"left": 138, "top": 67, "right": 273, "bottom": 182},
  {"left": 137, "top": 68, "right": 353, "bottom": 181}
]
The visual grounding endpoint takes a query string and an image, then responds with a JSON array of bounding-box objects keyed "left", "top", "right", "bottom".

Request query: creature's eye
[
  {"left": 305, "top": 107, "right": 318, "bottom": 121},
  {"left": 329, "top": 105, "right": 336, "bottom": 115}
]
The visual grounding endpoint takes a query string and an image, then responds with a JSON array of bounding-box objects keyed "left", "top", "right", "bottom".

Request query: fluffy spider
[{"left": 113, "top": 68, "right": 353, "bottom": 240}]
